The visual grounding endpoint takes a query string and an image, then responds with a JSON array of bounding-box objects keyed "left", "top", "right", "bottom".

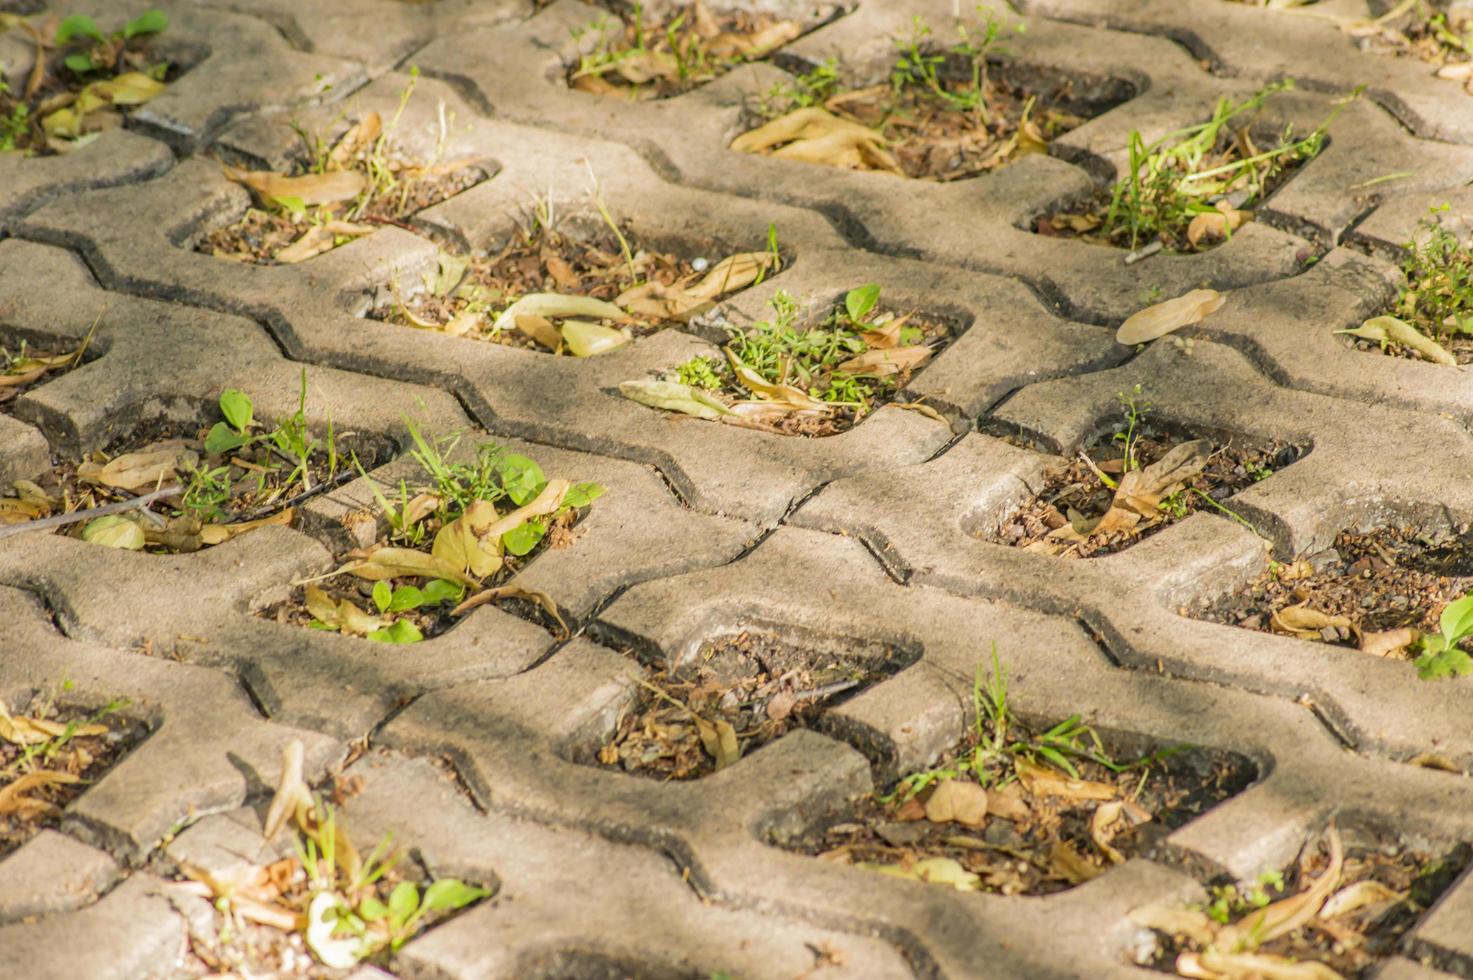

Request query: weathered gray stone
[{"left": 0, "top": 831, "right": 119, "bottom": 923}]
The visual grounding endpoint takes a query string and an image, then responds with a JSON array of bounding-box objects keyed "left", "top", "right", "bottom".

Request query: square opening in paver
[
  {"left": 772, "top": 657, "right": 1255, "bottom": 896},
  {"left": 0, "top": 379, "right": 392, "bottom": 553},
  {"left": 620, "top": 283, "right": 958, "bottom": 436},
  {"left": 560, "top": 0, "right": 844, "bottom": 100},
  {"left": 0, "top": 7, "right": 189, "bottom": 156},
  {"left": 574, "top": 627, "right": 917, "bottom": 780},
  {"left": 1, "top": 684, "right": 146, "bottom": 858},
  {"left": 1341, "top": 215, "right": 1473, "bottom": 367},
  {"left": 195, "top": 78, "right": 488, "bottom": 266},
  {"left": 366, "top": 213, "right": 782, "bottom": 352},
  {"left": 1033, "top": 81, "right": 1333, "bottom": 254},
  {"left": 1131, "top": 823, "right": 1469, "bottom": 977},
  {"left": 1195, "top": 522, "right": 1473, "bottom": 679},
  {"left": 262, "top": 428, "right": 603, "bottom": 645},
  {"left": 983, "top": 392, "right": 1307, "bottom": 558},
  {"left": 171, "top": 746, "right": 491, "bottom": 973},
  {"left": 733, "top": 9, "right": 1133, "bottom": 181}
]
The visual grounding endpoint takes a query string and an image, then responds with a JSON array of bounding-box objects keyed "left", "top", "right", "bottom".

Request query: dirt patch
[
  {"left": 744, "top": 57, "right": 1129, "bottom": 182},
  {"left": 779, "top": 722, "right": 1254, "bottom": 896},
  {"left": 576, "top": 630, "right": 914, "bottom": 780},
  {"left": 565, "top": 1, "right": 827, "bottom": 100},
  {"left": 1, "top": 693, "right": 144, "bottom": 858},
  {"left": 1348, "top": 7, "right": 1473, "bottom": 80},
  {"left": 988, "top": 421, "right": 1304, "bottom": 558},
  {"left": 1135, "top": 828, "right": 1470, "bottom": 978},
  {"left": 197, "top": 165, "right": 484, "bottom": 266},
  {"left": 1, "top": 336, "right": 86, "bottom": 411},
  {"left": 366, "top": 222, "right": 771, "bottom": 349},
  {"left": 1197, "top": 524, "right": 1473, "bottom": 652}
]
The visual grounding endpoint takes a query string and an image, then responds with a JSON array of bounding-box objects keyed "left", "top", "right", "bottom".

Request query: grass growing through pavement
[
  {"left": 568, "top": 1, "right": 803, "bottom": 99},
  {"left": 276, "top": 421, "right": 605, "bottom": 644},
  {"left": 621, "top": 284, "right": 950, "bottom": 435},
  {"left": 738, "top": 11, "right": 1103, "bottom": 181},
  {"left": 1039, "top": 81, "right": 1348, "bottom": 252},
  {"left": 202, "top": 69, "right": 484, "bottom": 264},
  {"left": 1340, "top": 212, "right": 1473, "bottom": 366}
]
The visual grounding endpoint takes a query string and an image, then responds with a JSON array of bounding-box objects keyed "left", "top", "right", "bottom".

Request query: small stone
[
  {"left": 691, "top": 257, "right": 709, "bottom": 272},
  {"left": 1239, "top": 614, "right": 1263, "bottom": 630},
  {"left": 1320, "top": 626, "right": 1339, "bottom": 642},
  {"left": 876, "top": 822, "right": 928, "bottom": 847},
  {"left": 1307, "top": 548, "right": 1341, "bottom": 573},
  {"left": 984, "top": 820, "right": 1021, "bottom": 848}
]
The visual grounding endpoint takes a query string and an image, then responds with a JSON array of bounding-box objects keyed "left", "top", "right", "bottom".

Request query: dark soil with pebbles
[
  {"left": 576, "top": 630, "right": 912, "bottom": 780},
  {"left": 990, "top": 425, "right": 1304, "bottom": 558},
  {"left": 780, "top": 734, "right": 1254, "bottom": 897},
  {"left": 1198, "top": 525, "right": 1473, "bottom": 652}
]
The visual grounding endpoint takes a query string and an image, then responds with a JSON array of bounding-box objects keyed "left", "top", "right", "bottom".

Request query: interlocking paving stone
[
  {"left": 0, "top": 830, "right": 120, "bottom": 923},
  {"left": 3, "top": 0, "right": 1473, "bottom": 974}
]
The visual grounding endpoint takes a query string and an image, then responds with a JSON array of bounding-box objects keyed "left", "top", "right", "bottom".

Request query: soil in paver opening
[
  {"left": 172, "top": 748, "right": 489, "bottom": 978},
  {"left": 743, "top": 59, "right": 1128, "bottom": 182},
  {"left": 1033, "top": 98, "right": 1317, "bottom": 253},
  {"left": 367, "top": 222, "right": 767, "bottom": 349},
  {"left": 264, "top": 506, "right": 577, "bottom": 642},
  {"left": 1349, "top": 7, "right": 1473, "bottom": 76},
  {"left": 988, "top": 424, "right": 1304, "bottom": 558},
  {"left": 197, "top": 166, "right": 485, "bottom": 266},
  {"left": 1137, "top": 831, "right": 1470, "bottom": 979},
  {"left": 0, "top": 416, "right": 390, "bottom": 551},
  {"left": 0, "top": 22, "right": 180, "bottom": 157},
  {"left": 576, "top": 631, "right": 913, "bottom": 781},
  {"left": 0, "top": 337, "right": 84, "bottom": 411},
  {"left": 563, "top": 1, "right": 822, "bottom": 100},
  {"left": 0, "top": 695, "right": 144, "bottom": 858},
  {"left": 780, "top": 731, "right": 1254, "bottom": 897},
  {"left": 646, "top": 298, "right": 953, "bottom": 437},
  {"left": 1198, "top": 525, "right": 1473, "bottom": 650}
]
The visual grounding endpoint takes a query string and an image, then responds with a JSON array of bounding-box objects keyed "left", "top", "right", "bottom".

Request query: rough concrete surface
[{"left": 2, "top": 0, "right": 1473, "bottom": 977}]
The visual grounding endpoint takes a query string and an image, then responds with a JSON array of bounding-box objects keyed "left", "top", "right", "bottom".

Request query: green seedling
[
  {"left": 204, "top": 388, "right": 255, "bottom": 455},
  {"left": 1415, "top": 591, "right": 1473, "bottom": 679},
  {"left": 56, "top": 9, "right": 168, "bottom": 75},
  {"left": 890, "top": 13, "right": 1005, "bottom": 122},
  {"left": 1113, "top": 384, "right": 1152, "bottom": 473},
  {"left": 887, "top": 645, "right": 1181, "bottom": 803},
  {"left": 1205, "top": 868, "right": 1286, "bottom": 924},
  {"left": 675, "top": 354, "right": 724, "bottom": 390},
  {"left": 1390, "top": 213, "right": 1473, "bottom": 348},
  {"left": 289, "top": 797, "right": 486, "bottom": 965},
  {"left": 762, "top": 57, "right": 840, "bottom": 113},
  {"left": 1105, "top": 81, "right": 1351, "bottom": 250}
]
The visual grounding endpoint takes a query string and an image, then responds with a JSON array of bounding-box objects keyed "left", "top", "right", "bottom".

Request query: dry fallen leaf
[
  {"left": 1015, "top": 758, "right": 1116, "bottom": 801},
  {"left": 1048, "top": 840, "right": 1104, "bottom": 884},
  {"left": 1359, "top": 627, "right": 1418, "bottom": 658},
  {"left": 923, "top": 778, "right": 988, "bottom": 827},
  {"left": 262, "top": 738, "right": 311, "bottom": 841},
  {"left": 1270, "top": 601, "right": 1353, "bottom": 639},
  {"left": 835, "top": 344, "right": 933, "bottom": 377},
  {"left": 0, "top": 770, "right": 78, "bottom": 817},
  {"left": 79, "top": 441, "right": 198, "bottom": 492},
  {"left": 1186, "top": 201, "right": 1249, "bottom": 247},
  {"left": 221, "top": 165, "right": 366, "bottom": 206},
  {"left": 1336, "top": 315, "right": 1457, "bottom": 366},
  {"left": 731, "top": 107, "right": 902, "bottom": 174},
  {"left": 1116, "top": 289, "right": 1226, "bottom": 345}
]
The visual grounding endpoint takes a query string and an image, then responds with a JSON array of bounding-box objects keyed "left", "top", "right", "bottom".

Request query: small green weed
[
  {"left": 1414, "top": 591, "right": 1473, "bottom": 680},
  {"left": 1096, "top": 81, "right": 1351, "bottom": 250},
  {"left": 1394, "top": 212, "right": 1473, "bottom": 344}
]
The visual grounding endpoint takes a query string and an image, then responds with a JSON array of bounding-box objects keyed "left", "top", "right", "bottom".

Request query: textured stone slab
[{"left": 0, "top": 831, "right": 119, "bottom": 923}]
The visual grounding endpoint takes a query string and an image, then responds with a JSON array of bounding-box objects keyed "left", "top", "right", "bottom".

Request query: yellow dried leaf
[
  {"left": 275, "top": 226, "right": 337, "bottom": 264},
  {"left": 327, "top": 111, "right": 381, "bottom": 170},
  {"left": 923, "top": 778, "right": 988, "bottom": 827},
  {"left": 836, "top": 344, "right": 933, "bottom": 377},
  {"left": 560, "top": 319, "right": 630, "bottom": 357},
  {"left": 1116, "top": 289, "right": 1226, "bottom": 345},
  {"left": 221, "top": 166, "right": 367, "bottom": 206},
  {"left": 0, "top": 770, "right": 78, "bottom": 816},
  {"left": 1337, "top": 315, "right": 1457, "bottom": 366},
  {"left": 1359, "top": 627, "right": 1418, "bottom": 658},
  {"left": 1270, "top": 602, "right": 1352, "bottom": 639},
  {"left": 1015, "top": 758, "right": 1116, "bottom": 801}
]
